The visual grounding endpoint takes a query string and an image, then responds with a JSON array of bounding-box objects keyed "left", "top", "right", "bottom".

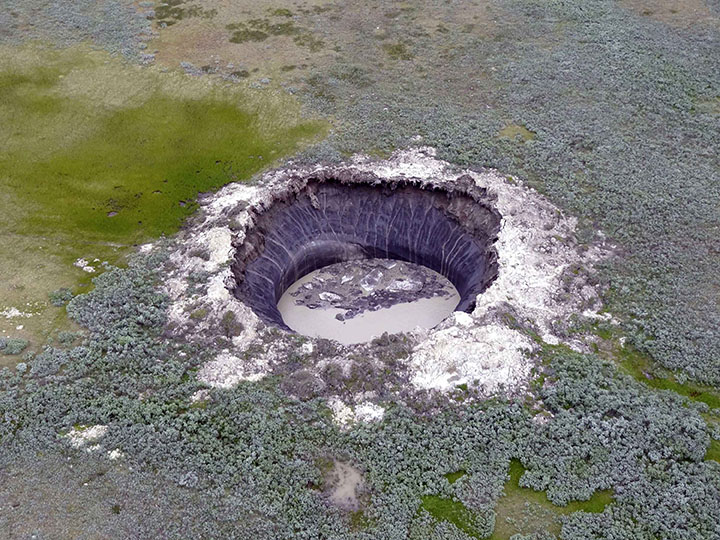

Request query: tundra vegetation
[
  {"left": 1, "top": 0, "right": 719, "bottom": 538},
  {"left": 0, "top": 43, "right": 324, "bottom": 353}
]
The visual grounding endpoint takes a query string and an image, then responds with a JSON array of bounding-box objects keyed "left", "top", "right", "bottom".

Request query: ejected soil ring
[
  {"left": 161, "top": 148, "right": 612, "bottom": 397},
  {"left": 231, "top": 170, "right": 501, "bottom": 330}
]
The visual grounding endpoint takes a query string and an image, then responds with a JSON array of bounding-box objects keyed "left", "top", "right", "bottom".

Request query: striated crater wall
[{"left": 232, "top": 170, "right": 502, "bottom": 328}]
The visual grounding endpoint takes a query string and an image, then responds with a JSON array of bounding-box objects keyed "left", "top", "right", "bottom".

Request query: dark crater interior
[{"left": 232, "top": 170, "right": 502, "bottom": 331}]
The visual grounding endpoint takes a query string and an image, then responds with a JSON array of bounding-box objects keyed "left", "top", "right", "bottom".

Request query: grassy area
[
  {"left": 423, "top": 460, "right": 613, "bottom": 539},
  {"left": 614, "top": 342, "right": 720, "bottom": 410},
  {"left": 444, "top": 470, "right": 466, "bottom": 484},
  {"left": 421, "top": 495, "right": 484, "bottom": 538},
  {"left": 576, "top": 321, "right": 720, "bottom": 410},
  {"left": 564, "top": 325, "right": 720, "bottom": 465},
  {"left": 489, "top": 460, "right": 613, "bottom": 539},
  {"left": 0, "top": 43, "right": 326, "bottom": 360},
  {"left": 706, "top": 439, "right": 720, "bottom": 463},
  {"left": 349, "top": 509, "right": 372, "bottom": 531},
  {"left": 490, "top": 460, "right": 612, "bottom": 540}
]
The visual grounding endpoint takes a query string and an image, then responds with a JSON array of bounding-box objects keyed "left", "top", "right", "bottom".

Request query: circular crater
[{"left": 232, "top": 170, "right": 501, "bottom": 338}]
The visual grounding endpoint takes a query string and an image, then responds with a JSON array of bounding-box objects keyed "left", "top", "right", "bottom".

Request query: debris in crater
[{"left": 288, "top": 258, "right": 454, "bottom": 320}]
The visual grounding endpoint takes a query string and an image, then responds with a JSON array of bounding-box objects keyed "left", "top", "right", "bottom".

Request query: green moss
[
  {"left": 497, "top": 123, "right": 536, "bottom": 142},
  {"left": 0, "top": 44, "right": 325, "bottom": 348},
  {"left": 220, "top": 311, "right": 244, "bottom": 337},
  {"left": 564, "top": 490, "right": 613, "bottom": 514},
  {"left": 229, "top": 19, "right": 295, "bottom": 40},
  {"left": 506, "top": 461, "right": 612, "bottom": 513},
  {"left": 489, "top": 460, "right": 613, "bottom": 539},
  {"left": 349, "top": 509, "right": 372, "bottom": 531},
  {"left": 188, "top": 400, "right": 208, "bottom": 410},
  {"left": 575, "top": 322, "right": 720, "bottom": 409},
  {"left": 4, "top": 93, "right": 313, "bottom": 241},
  {"left": 226, "top": 18, "right": 324, "bottom": 51},
  {"left": 270, "top": 8, "right": 294, "bottom": 18},
  {"left": 228, "top": 27, "right": 269, "bottom": 43},
  {"left": 592, "top": 324, "right": 614, "bottom": 341},
  {"left": 451, "top": 383, "right": 469, "bottom": 403},
  {"left": 155, "top": 0, "right": 216, "bottom": 24},
  {"left": 421, "top": 495, "right": 482, "bottom": 538},
  {"left": 444, "top": 470, "right": 466, "bottom": 484},
  {"left": 293, "top": 33, "right": 325, "bottom": 52},
  {"left": 189, "top": 309, "right": 208, "bottom": 321},
  {"left": 1, "top": 48, "right": 324, "bottom": 246},
  {"left": 383, "top": 42, "right": 414, "bottom": 60},
  {"left": 314, "top": 456, "right": 334, "bottom": 477},
  {"left": 706, "top": 439, "right": 720, "bottom": 463},
  {"left": 616, "top": 343, "right": 720, "bottom": 409}
]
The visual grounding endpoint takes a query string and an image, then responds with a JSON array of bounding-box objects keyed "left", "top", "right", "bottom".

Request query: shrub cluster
[
  {"left": 0, "top": 338, "right": 28, "bottom": 356},
  {"left": 0, "top": 250, "right": 718, "bottom": 538}
]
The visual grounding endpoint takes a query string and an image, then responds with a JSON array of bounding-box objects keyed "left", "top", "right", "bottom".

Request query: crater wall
[{"left": 232, "top": 170, "right": 501, "bottom": 328}]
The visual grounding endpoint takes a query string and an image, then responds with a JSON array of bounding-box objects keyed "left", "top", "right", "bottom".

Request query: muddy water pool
[{"left": 277, "top": 259, "right": 460, "bottom": 344}]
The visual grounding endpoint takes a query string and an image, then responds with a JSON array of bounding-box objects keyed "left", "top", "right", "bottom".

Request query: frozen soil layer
[
  {"left": 233, "top": 168, "right": 500, "bottom": 328},
  {"left": 160, "top": 148, "right": 613, "bottom": 400}
]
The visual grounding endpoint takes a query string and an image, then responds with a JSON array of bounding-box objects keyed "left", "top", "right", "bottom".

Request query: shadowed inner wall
[{"left": 233, "top": 179, "right": 500, "bottom": 330}]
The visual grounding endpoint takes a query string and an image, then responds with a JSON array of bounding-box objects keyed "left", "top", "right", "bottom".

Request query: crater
[
  {"left": 231, "top": 169, "right": 501, "bottom": 342},
  {"left": 166, "top": 149, "right": 607, "bottom": 394}
]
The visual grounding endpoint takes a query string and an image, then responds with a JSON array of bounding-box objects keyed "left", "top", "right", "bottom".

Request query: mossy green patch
[
  {"left": 706, "top": 439, "right": 720, "bottom": 463},
  {"left": 189, "top": 308, "right": 208, "bottom": 321},
  {"left": 489, "top": 460, "right": 613, "bottom": 539},
  {"left": 573, "top": 322, "right": 720, "bottom": 410},
  {"left": 349, "top": 509, "right": 372, "bottom": 531},
  {"left": 3, "top": 88, "right": 319, "bottom": 243},
  {"left": 226, "top": 18, "right": 324, "bottom": 51},
  {"left": 504, "top": 460, "right": 615, "bottom": 514},
  {"left": 382, "top": 42, "right": 414, "bottom": 60},
  {"left": 154, "top": 0, "right": 217, "bottom": 25},
  {"left": 444, "top": 470, "right": 466, "bottom": 484},
  {"left": 497, "top": 123, "right": 536, "bottom": 142},
  {"left": 615, "top": 342, "right": 720, "bottom": 409},
  {"left": 421, "top": 495, "right": 483, "bottom": 538},
  {"left": 0, "top": 43, "right": 326, "bottom": 354},
  {"left": 269, "top": 8, "right": 294, "bottom": 18}
]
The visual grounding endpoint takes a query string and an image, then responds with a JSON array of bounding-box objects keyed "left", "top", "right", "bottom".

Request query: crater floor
[{"left": 278, "top": 258, "right": 460, "bottom": 344}]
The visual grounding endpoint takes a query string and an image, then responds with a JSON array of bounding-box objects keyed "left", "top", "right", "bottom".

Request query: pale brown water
[{"left": 277, "top": 260, "right": 460, "bottom": 344}]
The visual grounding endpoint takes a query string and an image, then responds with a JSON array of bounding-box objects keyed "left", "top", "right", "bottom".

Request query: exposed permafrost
[{"left": 159, "top": 148, "right": 613, "bottom": 402}]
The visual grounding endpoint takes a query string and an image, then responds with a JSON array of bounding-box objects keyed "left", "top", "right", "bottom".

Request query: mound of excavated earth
[{"left": 157, "top": 148, "right": 613, "bottom": 422}]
